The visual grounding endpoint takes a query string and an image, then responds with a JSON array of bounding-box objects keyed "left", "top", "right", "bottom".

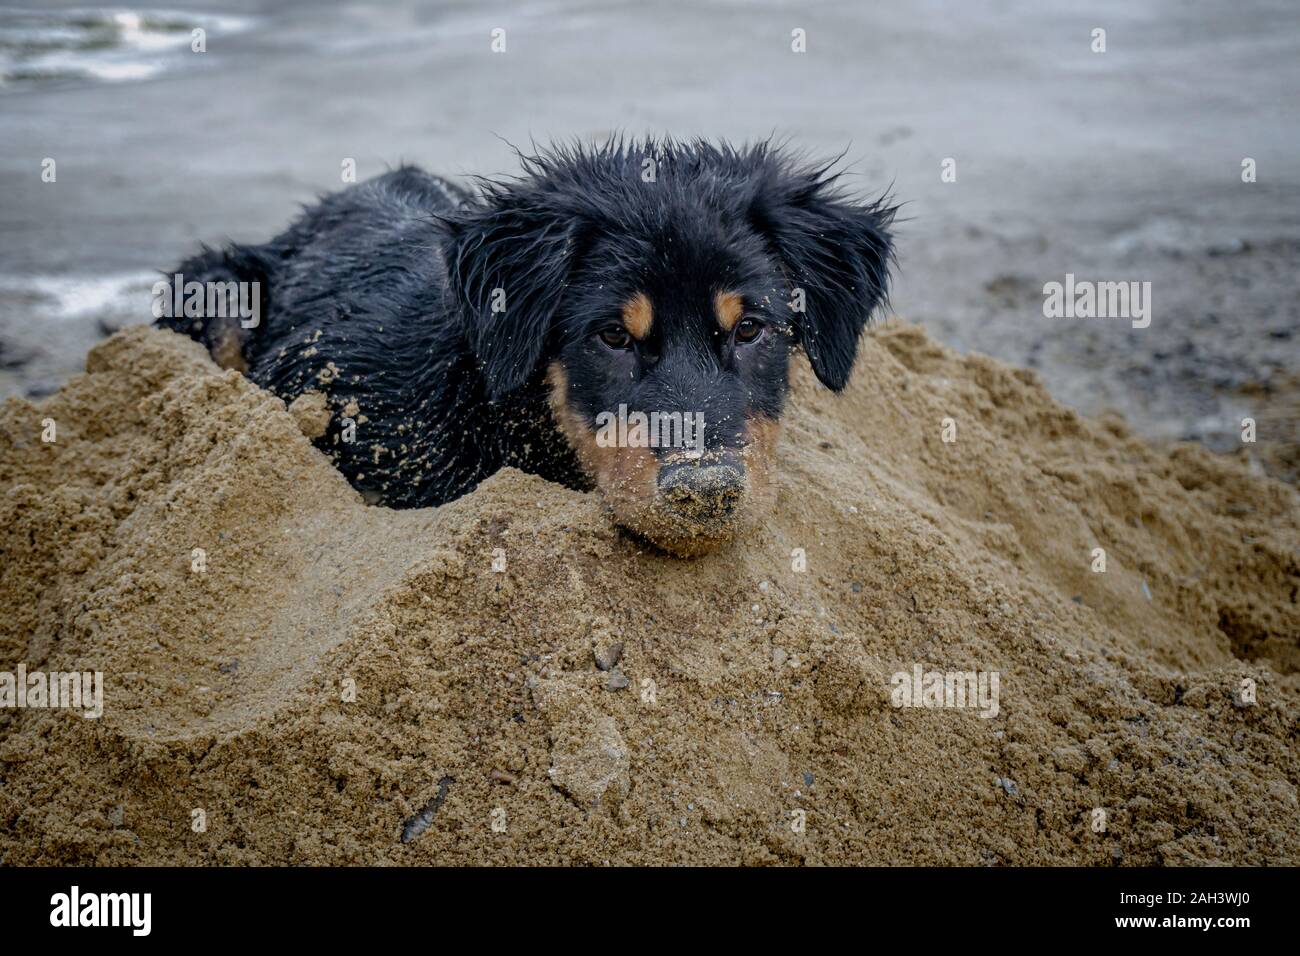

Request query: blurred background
[{"left": 2, "top": 0, "right": 1296, "bottom": 480}]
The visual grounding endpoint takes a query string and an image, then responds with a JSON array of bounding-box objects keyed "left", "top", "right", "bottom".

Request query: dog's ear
[
  {"left": 749, "top": 165, "right": 895, "bottom": 391},
  {"left": 442, "top": 192, "right": 581, "bottom": 399}
]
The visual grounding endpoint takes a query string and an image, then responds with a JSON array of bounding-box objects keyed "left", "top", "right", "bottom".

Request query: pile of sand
[{"left": 1, "top": 324, "right": 1297, "bottom": 865}]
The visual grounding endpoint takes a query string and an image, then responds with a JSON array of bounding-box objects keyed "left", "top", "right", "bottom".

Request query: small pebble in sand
[
  {"left": 593, "top": 642, "right": 624, "bottom": 671},
  {"left": 400, "top": 776, "right": 454, "bottom": 844}
]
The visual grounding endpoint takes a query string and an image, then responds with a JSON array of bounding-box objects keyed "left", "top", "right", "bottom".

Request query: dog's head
[{"left": 442, "top": 140, "right": 895, "bottom": 556}]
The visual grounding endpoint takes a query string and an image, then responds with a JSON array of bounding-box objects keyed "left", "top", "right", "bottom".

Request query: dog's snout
[{"left": 657, "top": 459, "right": 746, "bottom": 521}]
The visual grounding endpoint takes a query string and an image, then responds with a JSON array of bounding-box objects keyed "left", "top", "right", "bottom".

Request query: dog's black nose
[{"left": 656, "top": 459, "right": 746, "bottom": 522}]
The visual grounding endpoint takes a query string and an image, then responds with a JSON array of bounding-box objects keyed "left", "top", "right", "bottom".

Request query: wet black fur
[{"left": 158, "top": 139, "right": 896, "bottom": 507}]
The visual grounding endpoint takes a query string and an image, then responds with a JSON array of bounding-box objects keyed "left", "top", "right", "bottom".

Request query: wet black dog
[{"left": 158, "top": 140, "right": 895, "bottom": 554}]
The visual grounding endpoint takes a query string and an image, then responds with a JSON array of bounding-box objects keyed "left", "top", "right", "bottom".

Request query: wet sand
[{"left": 2, "top": 325, "right": 1296, "bottom": 864}]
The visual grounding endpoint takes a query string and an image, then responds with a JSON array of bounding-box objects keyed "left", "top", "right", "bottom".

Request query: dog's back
[
  {"left": 156, "top": 166, "right": 507, "bottom": 506},
  {"left": 158, "top": 166, "right": 468, "bottom": 379}
]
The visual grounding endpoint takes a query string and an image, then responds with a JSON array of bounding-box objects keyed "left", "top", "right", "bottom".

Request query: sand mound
[{"left": 2, "top": 324, "right": 1297, "bottom": 865}]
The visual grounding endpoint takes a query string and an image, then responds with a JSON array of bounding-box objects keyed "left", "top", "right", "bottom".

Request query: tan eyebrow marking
[
  {"left": 621, "top": 292, "right": 653, "bottom": 340},
  {"left": 714, "top": 291, "right": 744, "bottom": 332}
]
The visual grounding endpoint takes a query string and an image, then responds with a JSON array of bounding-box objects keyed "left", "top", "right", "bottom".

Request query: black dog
[{"left": 158, "top": 140, "right": 895, "bottom": 554}]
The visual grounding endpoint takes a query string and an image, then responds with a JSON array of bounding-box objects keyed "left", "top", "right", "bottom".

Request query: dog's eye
[
  {"left": 734, "top": 318, "right": 764, "bottom": 344},
  {"left": 598, "top": 327, "right": 634, "bottom": 350}
]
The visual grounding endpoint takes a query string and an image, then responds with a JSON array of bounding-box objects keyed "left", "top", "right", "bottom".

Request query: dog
[{"left": 157, "top": 139, "right": 896, "bottom": 555}]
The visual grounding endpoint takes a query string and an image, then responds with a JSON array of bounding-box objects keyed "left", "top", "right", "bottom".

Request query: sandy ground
[
  {"left": 1, "top": 0, "right": 1297, "bottom": 479},
  {"left": 1, "top": 325, "right": 1296, "bottom": 865}
]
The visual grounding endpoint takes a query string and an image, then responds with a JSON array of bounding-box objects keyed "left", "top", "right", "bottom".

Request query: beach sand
[{"left": 1, "top": 324, "right": 1296, "bottom": 865}]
